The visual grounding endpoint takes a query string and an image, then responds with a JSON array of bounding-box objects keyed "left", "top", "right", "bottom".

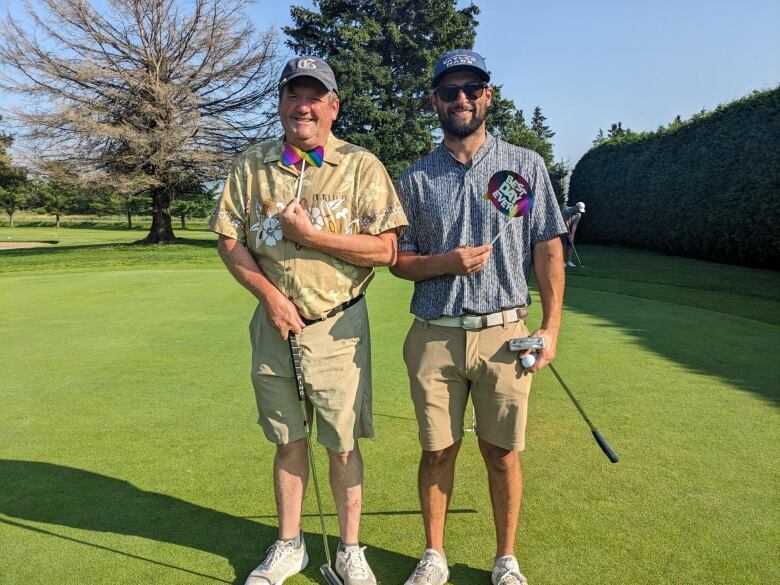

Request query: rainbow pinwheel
[
  {"left": 282, "top": 143, "right": 325, "bottom": 201},
  {"left": 282, "top": 143, "right": 324, "bottom": 168},
  {"left": 482, "top": 170, "right": 535, "bottom": 244}
]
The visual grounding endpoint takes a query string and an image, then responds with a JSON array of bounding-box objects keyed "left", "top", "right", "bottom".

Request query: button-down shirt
[
  {"left": 209, "top": 134, "right": 407, "bottom": 320},
  {"left": 396, "top": 133, "right": 566, "bottom": 320}
]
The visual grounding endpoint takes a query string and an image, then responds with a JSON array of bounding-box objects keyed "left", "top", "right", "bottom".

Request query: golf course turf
[{"left": 1, "top": 225, "right": 778, "bottom": 584}]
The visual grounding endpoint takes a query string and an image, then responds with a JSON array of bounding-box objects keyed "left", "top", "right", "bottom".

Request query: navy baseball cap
[
  {"left": 432, "top": 49, "right": 490, "bottom": 88},
  {"left": 279, "top": 56, "right": 338, "bottom": 93}
]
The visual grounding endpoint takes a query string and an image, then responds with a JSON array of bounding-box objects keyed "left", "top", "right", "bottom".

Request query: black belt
[{"left": 301, "top": 294, "right": 364, "bottom": 326}]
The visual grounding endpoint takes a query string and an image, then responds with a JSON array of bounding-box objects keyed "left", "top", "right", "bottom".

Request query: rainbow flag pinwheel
[
  {"left": 282, "top": 143, "right": 324, "bottom": 168},
  {"left": 282, "top": 143, "right": 324, "bottom": 201},
  {"left": 482, "top": 170, "right": 535, "bottom": 244}
]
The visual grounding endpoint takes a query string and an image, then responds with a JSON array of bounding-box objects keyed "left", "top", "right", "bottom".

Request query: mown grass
[{"left": 1, "top": 229, "right": 778, "bottom": 585}]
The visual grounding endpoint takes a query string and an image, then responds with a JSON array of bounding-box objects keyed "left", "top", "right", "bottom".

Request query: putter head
[{"left": 321, "top": 564, "right": 343, "bottom": 585}]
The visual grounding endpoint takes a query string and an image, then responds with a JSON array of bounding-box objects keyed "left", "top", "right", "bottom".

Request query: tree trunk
[
  {"left": 55, "top": 213, "right": 60, "bottom": 229},
  {"left": 180, "top": 213, "right": 186, "bottom": 230},
  {"left": 127, "top": 209, "right": 132, "bottom": 229},
  {"left": 8, "top": 211, "right": 13, "bottom": 228},
  {"left": 138, "top": 186, "right": 176, "bottom": 243}
]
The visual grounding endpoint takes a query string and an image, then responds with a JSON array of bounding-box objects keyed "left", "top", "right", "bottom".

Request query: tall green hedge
[{"left": 569, "top": 87, "right": 780, "bottom": 268}]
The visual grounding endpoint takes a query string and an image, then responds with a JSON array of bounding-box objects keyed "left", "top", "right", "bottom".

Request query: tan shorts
[
  {"left": 403, "top": 317, "right": 532, "bottom": 452},
  {"left": 249, "top": 297, "right": 373, "bottom": 453}
]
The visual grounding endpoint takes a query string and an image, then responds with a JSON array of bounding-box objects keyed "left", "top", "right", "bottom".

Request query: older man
[
  {"left": 392, "top": 49, "right": 567, "bottom": 585},
  {"left": 210, "top": 55, "right": 407, "bottom": 585}
]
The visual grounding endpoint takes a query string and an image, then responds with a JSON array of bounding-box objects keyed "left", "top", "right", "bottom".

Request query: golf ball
[{"left": 521, "top": 353, "right": 537, "bottom": 368}]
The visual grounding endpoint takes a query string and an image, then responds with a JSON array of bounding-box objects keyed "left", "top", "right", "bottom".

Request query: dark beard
[{"left": 438, "top": 107, "right": 485, "bottom": 138}]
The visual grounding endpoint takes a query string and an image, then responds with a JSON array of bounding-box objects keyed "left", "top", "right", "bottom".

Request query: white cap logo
[
  {"left": 444, "top": 55, "right": 476, "bottom": 67},
  {"left": 297, "top": 58, "right": 317, "bottom": 70}
]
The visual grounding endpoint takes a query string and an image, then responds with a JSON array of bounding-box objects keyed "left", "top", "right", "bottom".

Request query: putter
[
  {"left": 567, "top": 234, "right": 584, "bottom": 267},
  {"left": 547, "top": 363, "right": 619, "bottom": 463},
  {"left": 288, "top": 333, "right": 343, "bottom": 585}
]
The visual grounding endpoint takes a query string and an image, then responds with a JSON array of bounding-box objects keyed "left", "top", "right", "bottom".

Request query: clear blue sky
[{"left": 255, "top": 0, "right": 780, "bottom": 166}]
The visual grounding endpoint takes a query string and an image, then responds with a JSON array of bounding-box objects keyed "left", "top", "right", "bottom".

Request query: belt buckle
[{"left": 460, "top": 315, "right": 481, "bottom": 330}]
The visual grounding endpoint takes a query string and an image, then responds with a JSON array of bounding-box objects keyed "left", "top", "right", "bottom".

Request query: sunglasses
[{"left": 434, "top": 82, "right": 488, "bottom": 102}]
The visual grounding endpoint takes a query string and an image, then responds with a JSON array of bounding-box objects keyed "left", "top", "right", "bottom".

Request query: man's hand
[
  {"left": 279, "top": 199, "right": 316, "bottom": 246},
  {"left": 443, "top": 244, "right": 492, "bottom": 275},
  {"left": 263, "top": 288, "right": 306, "bottom": 340},
  {"left": 520, "top": 327, "right": 558, "bottom": 373}
]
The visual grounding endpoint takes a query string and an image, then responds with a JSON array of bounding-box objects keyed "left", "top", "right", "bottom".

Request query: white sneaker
[
  {"left": 244, "top": 535, "right": 308, "bottom": 585},
  {"left": 566, "top": 261, "right": 576, "bottom": 267},
  {"left": 491, "top": 555, "right": 528, "bottom": 585},
  {"left": 404, "top": 548, "right": 449, "bottom": 585},
  {"left": 336, "top": 544, "right": 377, "bottom": 585}
]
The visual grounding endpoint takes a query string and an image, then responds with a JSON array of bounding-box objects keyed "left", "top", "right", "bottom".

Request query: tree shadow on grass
[
  {"left": 0, "top": 460, "right": 487, "bottom": 584},
  {"left": 0, "top": 238, "right": 216, "bottom": 257},
  {"left": 562, "top": 286, "right": 780, "bottom": 406}
]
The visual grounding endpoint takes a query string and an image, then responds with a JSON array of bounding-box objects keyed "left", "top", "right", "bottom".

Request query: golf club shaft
[
  {"left": 547, "top": 363, "right": 619, "bottom": 463},
  {"left": 567, "top": 234, "right": 584, "bottom": 266},
  {"left": 288, "top": 333, "right": 334, "bottom": 568}
]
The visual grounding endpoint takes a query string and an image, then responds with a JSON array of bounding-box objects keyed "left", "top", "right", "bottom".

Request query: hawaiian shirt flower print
[{"left": 208, "top": 134, "right": 408, "bottom": 320}]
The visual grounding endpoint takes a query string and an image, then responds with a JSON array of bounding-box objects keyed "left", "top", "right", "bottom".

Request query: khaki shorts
[
  {"left": 249, "top": 297, "right": 373, "bottom": 453},
  {"left": 403, "top": 317, "right": 532, "bottom": 452}
]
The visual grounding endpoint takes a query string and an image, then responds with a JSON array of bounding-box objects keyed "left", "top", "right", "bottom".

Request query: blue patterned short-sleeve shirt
[{"left": 396, "top": 133, "right": 566, "bottom": 320}]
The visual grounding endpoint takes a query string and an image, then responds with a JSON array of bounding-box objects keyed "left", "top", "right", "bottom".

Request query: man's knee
[
  {"left": 479, "top": 440, "right": 517, "bottom": 473},
  {"left": 421, "top": 441, "right": 461, "bottom": 469},
  {"left": 276, "top": 438, "right": 307, "bottom": 462}
]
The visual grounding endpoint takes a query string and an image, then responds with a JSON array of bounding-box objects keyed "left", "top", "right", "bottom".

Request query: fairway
[{"left": 1, "top": 235, "right": 778, "bottom": 585}]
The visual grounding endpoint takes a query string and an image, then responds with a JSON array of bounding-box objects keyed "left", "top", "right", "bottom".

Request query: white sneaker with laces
[
  {"left": 404, "top": 548, "right": 449, "bottom": 585},
  {"left": 335, "top": 545, "right": 377, "bottom": 585},
  {"left": 491, "top": 555, "right": 528, "bottom": 585},
  {"left": 244, "top": 535, "right": 308, "bottom": 585},
  {"left": 566, "top": 261, "right": 576, "bottom": 267}
]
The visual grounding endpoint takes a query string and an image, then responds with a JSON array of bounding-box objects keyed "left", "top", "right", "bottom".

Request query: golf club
[
  {"left": 288, "top": 333, "right": 343, "bottom": 585},
  {"left": 547, "top": 362, "right": 619, "bottom": 463},
  {"left": 566, "top": 234, "right": 584, "bottom": 267}
]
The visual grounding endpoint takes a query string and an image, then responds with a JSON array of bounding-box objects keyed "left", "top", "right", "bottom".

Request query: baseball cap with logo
[
  {"left": 278, "top": 56, "right": 338, "bottom": 93},
  {"left": 576, "top": 202, "right": 586, "bottom": 213},
  {"left": 432, "top": 49, "right": 490, "bottom": 88}
]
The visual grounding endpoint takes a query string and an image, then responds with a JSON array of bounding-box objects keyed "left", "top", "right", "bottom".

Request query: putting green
[{"left": 1, "top": 245, "right": 778, "bottom": 584}]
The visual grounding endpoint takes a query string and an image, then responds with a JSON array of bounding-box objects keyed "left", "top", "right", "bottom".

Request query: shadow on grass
[
  {"left": 563, "top": 287, "right": 780, "bottom": 406},
  {"left": 0, "top": 460, "right": 488, "bottom": 584},
  {"left": 0, "top": 237, "right": 216, "bottom": 257}
]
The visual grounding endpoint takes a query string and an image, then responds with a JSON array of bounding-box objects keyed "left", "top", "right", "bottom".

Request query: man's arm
[
  {"left": 279, "top": 199, "right": 398, "bottom": 267},
  {"left": 390, "top": 246, "right": 493, "bottom": 281},
  {"left": 525, "top": 236, "right": 565, "bottom": 372},
  {"left": 217, "top": 235, "right": 305, "bottom": 340}
]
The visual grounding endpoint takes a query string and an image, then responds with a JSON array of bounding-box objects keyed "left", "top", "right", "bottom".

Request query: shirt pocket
[{"left": 308, "top": 193, "right": 357, "bottom": 235}]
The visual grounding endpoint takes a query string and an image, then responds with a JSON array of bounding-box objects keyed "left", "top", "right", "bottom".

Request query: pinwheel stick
[
  {"left": 489, "top": 220, "right": 514, "bottom": 245},
  {"left": 295, "top": 159, "right": 307, "bottom": 202}
]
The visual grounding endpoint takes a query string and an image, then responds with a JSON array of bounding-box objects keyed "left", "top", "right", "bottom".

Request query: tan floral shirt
[{"left": 209, "top": 134, "right": 408, "bottom": 320}]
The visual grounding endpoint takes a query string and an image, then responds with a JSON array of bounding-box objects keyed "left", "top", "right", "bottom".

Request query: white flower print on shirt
[
  {"left": 308, "top": 206, "right": 325, "bottom": 231},
  {"left": 261, "top": 216, "right": 283, "bottom": 246}
]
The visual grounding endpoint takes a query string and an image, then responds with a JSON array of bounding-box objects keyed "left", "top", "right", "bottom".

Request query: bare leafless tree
[{"left": 0, "top": 0, "right": 281, "bottom": 242}]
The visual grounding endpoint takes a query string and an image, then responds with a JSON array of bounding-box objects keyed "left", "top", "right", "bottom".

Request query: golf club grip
[
  {"left": 288, "top": 334, "right": 306, "bottom": 402},
  {"left": 592, "top": 429, "right": 619, "bottom": 463}
]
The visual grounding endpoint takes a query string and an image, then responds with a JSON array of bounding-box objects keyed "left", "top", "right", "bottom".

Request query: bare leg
[
  {"left": 274, "top": 439, "right": 309, "bottom": 540},
  {"left": 479, "top": 438, "right": 522, "bottom": 558},
  {"left": 328, "top": 443, "right": 364, "bottom": 544},
  {"left": 418, "top": 440, "right": 461, "bottom": 556}
]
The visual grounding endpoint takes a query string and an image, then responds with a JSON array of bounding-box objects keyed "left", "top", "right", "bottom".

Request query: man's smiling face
[
  {"left": 279, "top": 77, "right": 339, "bottom": 149},
  {"left": 431, "top": 70, "right": 493, "bottom": 139}
]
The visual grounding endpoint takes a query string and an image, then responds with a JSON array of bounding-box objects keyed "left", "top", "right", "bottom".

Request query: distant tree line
[
  {"left": 569, "top": 87, "right": 780, "bottom": 268},
  {"left": 1, "top": 0, "right": 569, "bottom": 240}
]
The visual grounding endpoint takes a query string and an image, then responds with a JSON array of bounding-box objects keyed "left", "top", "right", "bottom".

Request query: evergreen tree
[
  {"left": 487, "top": 88, "right": 554, "bottom": 167},
  {"left": 285, "top": 0, "right": 479, "bottom": 177},
  {"left": 0, "top": 115, "right": 28, "bottom": 226},
  {"left": 531, "top": 106, "right": 555, "bottom": 140},
  {"left": 592, "top": 128, "right": 605, "bottom": 146}
]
